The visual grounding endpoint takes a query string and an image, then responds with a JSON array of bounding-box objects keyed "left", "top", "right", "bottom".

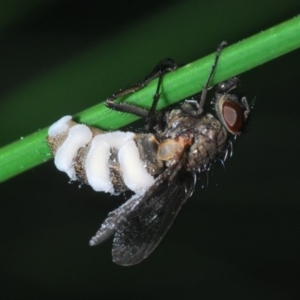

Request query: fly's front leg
[
  {"left": 106, "top": 58, "right": 178, "bottom": 120},
  {"left": 196, "top": 41, "right": 227, "bottom": 115},
  {"left": 217, "top": 77, "right": 239, "bottom": 94}
]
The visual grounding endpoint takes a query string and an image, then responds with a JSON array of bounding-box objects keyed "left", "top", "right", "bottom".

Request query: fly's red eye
[{"left": 222, "top": 101, "right": 244, "bottom": 133}]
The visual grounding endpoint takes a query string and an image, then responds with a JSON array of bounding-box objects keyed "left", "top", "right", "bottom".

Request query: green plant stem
[{"left": 1, "top": 16, "right": 300, "bottom": 183}]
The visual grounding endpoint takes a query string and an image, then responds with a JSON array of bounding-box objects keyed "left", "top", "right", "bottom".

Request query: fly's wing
[
  {"left": 112, "top": 171, "right": 195, "bottom": 266},
  {"left": 89, "top": 193, "right": 145, "bottom": 246}
]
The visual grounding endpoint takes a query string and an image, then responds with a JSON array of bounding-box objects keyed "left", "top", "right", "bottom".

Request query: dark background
[{"left": 1, "top": 0, "right": 300, "bottom": 299}]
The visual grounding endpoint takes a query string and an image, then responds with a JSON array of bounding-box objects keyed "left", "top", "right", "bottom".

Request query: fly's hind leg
[{"left": 105, "top": 58, "right": 178, "bottom": 121}]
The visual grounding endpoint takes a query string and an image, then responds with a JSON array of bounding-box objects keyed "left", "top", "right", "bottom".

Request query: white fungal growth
[
  {"left": 85, "top": 131, "right": 154, "bottom": 194},
  {"left": 54, "top": 124, "right": 93, "bottom": 180},
  {"left": 85, "top": 135, "right": 113, "bottom": 193},
  {"left": 118, "top": 140, "right": 154, "bottom": 194},
  {"left": 48, "top": 117, "right": 155, "bottom": 194},
  {"left": 48, "top": 115, "right": 72, "bottom": 137}
]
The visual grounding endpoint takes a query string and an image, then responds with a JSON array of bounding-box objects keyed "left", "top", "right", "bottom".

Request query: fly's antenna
[{"left": 198, "top": 41, "right": 227, "bottom": 113}]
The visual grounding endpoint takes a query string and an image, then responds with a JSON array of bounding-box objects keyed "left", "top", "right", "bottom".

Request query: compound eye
[{"left": 222, "top": 100, "right": 244, "bottom": 133}]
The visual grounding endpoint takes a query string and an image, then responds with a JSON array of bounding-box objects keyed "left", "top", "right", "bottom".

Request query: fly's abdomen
[{"left": 47, "top": 116, "right": 155, "bottom": 195}]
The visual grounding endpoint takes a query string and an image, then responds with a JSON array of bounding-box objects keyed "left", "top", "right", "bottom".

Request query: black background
[{"left": 1, "top": 0, "right": 300, "bottom": 299}]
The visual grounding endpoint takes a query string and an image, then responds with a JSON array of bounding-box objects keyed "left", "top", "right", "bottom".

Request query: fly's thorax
[
  {"left": 47, "top": 116, "right": 155, "bottom": 195},
  {"left": 158, "top": 108, "right": 198, "bottom": 139},
  {"left": 155, "top": 108, "right": 228, "bottom": 171},
  {"left": 187, "top": 113, "right": 228, "bottom": 171}
]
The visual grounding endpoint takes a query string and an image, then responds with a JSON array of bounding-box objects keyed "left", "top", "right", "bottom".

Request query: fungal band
[
  {"left": 48, "top": 115, "right": 72, "bottom": 137},
  {"left": 54, "top": 124, "right": 93, "bottom": 180},
  {"left": 48, "top": 117, "right": 154, "bottom": 194},
  {"left": 86, "top": 131, "right": 154, "bottom": 194},
  {"left": 119, "top": 140, "right": 154, "bottom": 194}
]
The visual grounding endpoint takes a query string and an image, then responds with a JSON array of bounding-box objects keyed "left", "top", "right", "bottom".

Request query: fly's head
[
  {"left": 185, "top": 77, "right": 251, "bottom": 172},
  {"left": 214, "top": 77, "right": 250, "bottom": 135}
]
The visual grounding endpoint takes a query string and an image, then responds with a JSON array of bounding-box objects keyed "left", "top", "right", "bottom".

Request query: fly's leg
[
  {"left": 146, "top": 70, "right": 165, "bottom": 131},
  {"left": 217, "top": 77, "right": 239, "bottom": 94},
  {"left": 196, "top": 41, "right": 227, "bottom": 115},
  {"left": 106, "top": 58, "right": 178, "bottom": 120},
  {"left": 145, "top": 58, "right": 178, "bottom": 85}
]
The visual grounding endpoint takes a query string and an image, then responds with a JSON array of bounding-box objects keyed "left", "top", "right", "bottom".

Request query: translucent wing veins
[
  {"left": 112, "top": 172, "right": 195, "bottom": 265},
  {"left": 89, "top": 193, "right": 144, "bottom": 246},
  {"left": 89, "top": 160, "right": 195, "bottom": 266}
]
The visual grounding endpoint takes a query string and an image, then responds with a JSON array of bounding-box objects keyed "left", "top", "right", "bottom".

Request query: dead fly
[{"left": 47, "top": 42, "right": 250, "bottom": 266}]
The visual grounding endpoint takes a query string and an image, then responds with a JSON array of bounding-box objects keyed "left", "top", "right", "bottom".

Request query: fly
[{"left": 47, "top": 42, "right": 250, "bottom": 266}]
